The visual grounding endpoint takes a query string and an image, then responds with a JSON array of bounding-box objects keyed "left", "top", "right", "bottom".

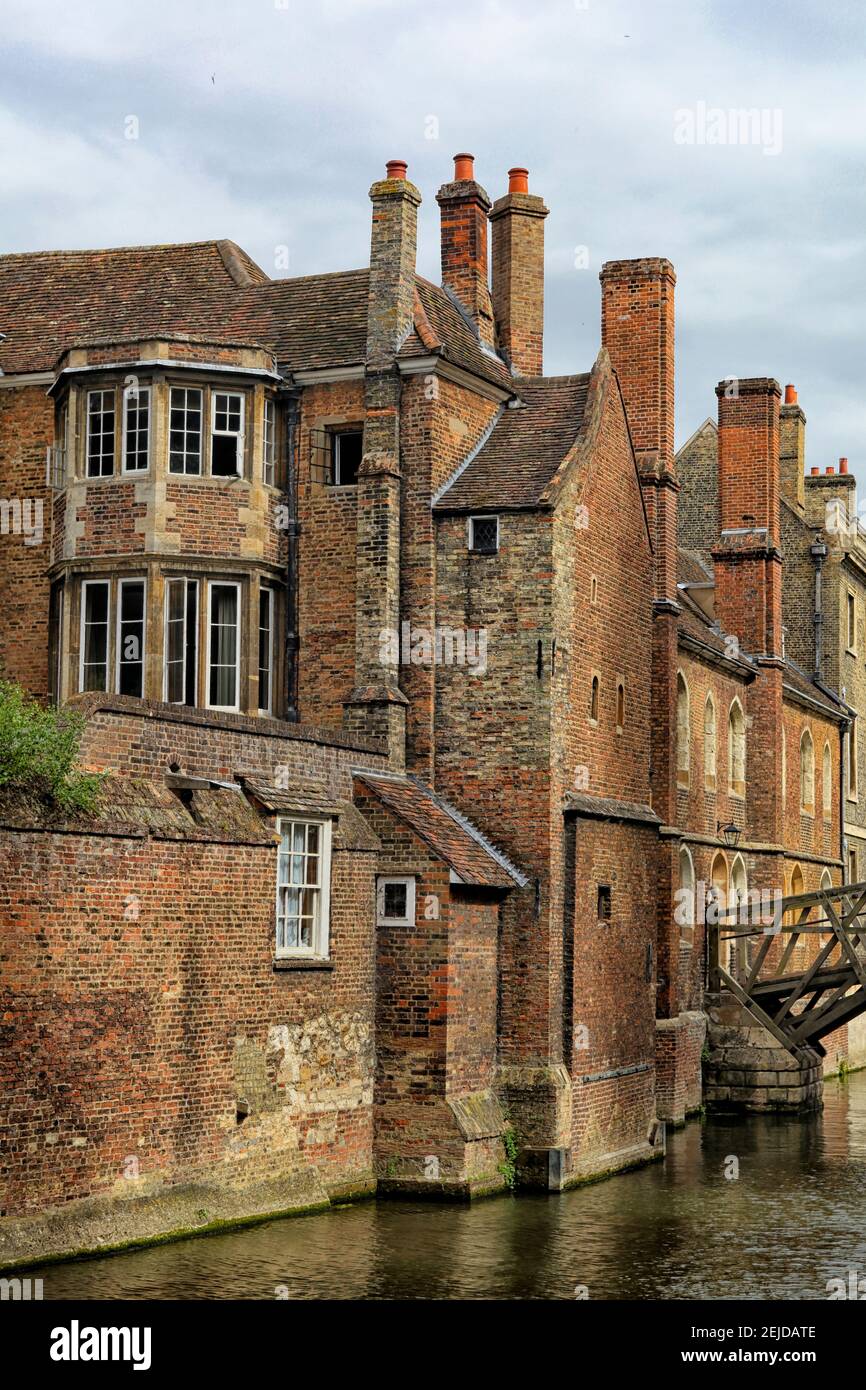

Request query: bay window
[
  {"left": 86, "top": 390, "right": 116, "bottom": 477},
  {"left": 116, "top": 578, "right": 146, "bottom": 697},
  {"left": 263, "top": 398, "right": 276, "bottom": 487},
  {"left": 207, "top": 581, "right": 240, "bottom": 711},
  {"left": 258, "top": 586, "right": 274, "bottom": 715},
  {"left": 211, "top": 392, "right": 244, "bottom": 476},
  {"left": 164, "top": 578, "right": 199, "bottom": 706},
  {"left": 79, "top": 580, "right": 110, "bottom": 690},
  {"left": 122, "top": 385, "right": 150, "bottom": 472}
]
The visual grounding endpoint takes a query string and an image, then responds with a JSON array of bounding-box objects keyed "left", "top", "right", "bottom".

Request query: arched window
[
  {"left": 676, "top": 673, "right": 690, "bottom": 788},
  {"left": 800, "top": 728, "right": 815, "bottom": 812},
  {"left": 678, "top": 845, "right": 695, "bottom": 944},
  {"left": 616, "top": 682, "right": 625, "bottom": 732},
  {"left": 590, "top": 674, "right": 599, "bottom": 723},
  {"left": 822, "top": 741, "right": 832, "bottom": 818},
  {"left": 785, "top": 862, "right": 805, "bottom": 930},
  {"left": 704, "top": 694, "right": 717, "bottom": 791},
  {"left": 820, "top": 867, "right": 832, "bottom": 892},
  {"left": 728, "top": 699, "right": 745, "bottom": 796}
]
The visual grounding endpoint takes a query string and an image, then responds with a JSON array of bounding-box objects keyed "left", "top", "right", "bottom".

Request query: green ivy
[
  {"left": 499, "top": 1124, "right": 519, "bottom": 1191},
  {"left": 0, "top": 680, "right": 103, "bottom": 815}
]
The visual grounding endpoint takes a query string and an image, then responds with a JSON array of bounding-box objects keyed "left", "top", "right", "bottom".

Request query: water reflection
[{"left": 31, "top": 1073, "right": 866, "bottom": 1301}]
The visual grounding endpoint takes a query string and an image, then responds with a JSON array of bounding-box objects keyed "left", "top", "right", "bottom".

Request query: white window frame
[
  {"left": 210, "top": 390, "right": 245, "bottom": 477},
  {"left": 258, "top": 585, "right": 275, "bottom": 716},
  {"left": 79, "top": 578, "right": 111, "bottom": 692},
  {"left": 848, "top": 590, "right": 857, "bottom": 654},
  {"left": 467, "top": 514, "right": 499, "bottom": 555},
  {"left": 376, "top": 875, "right": 416, "bottom": 927},
  {"left": 206, "top": 580, "right": 241, "bottom": 713},
  {"left": 168, "top": 386, "right": 203, "bottom": 475},
  {"left": 275, "top": 817, "right": 332, "bottom": 959},
  {"left": 263, "top": 398, "right": 276, "bottom": 488},
  {"left": 85, "top": 388, "right": 116, "bottom": 478},
  {"left": 121, "top": 384, "right": 151, "bottom": 474},
  {"left": 115, "top": 576, "right": 147, "bottom": 698},
  {"left": 51, "top": 582, "right": 65, "bottom": 706},
  {"left": 163, "top": 577, "right": 199, "bottom": 706}
]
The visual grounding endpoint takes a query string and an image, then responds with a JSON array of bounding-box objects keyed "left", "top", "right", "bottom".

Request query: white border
[{"left": 376, "top": 875, "right": 417, "bottom": 926}]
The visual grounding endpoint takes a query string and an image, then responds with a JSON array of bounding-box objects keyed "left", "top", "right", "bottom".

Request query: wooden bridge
[{"left": 710, "top": 881, "right": 866, "bottom": 1058}]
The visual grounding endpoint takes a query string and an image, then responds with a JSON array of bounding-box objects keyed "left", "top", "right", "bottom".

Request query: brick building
[{"left": 0, "top": 152, "right": 858, "bottom": 1264}]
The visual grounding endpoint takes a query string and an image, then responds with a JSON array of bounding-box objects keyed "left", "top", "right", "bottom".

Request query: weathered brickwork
[{"left": 3, "top": 150, "right": 864, "bottom": 1264}]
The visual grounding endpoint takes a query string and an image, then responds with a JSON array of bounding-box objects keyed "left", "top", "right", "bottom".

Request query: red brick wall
[
  {"left": 0, "top": 825, "right": 378, "bottom": 1216},
  {"left": 0, "top": 383, "right": 53, "bottom": 696}
]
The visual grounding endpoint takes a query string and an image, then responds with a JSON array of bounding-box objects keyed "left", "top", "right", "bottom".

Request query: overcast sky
[{"left": 2, "top": 0, "right": 864, "bottom": 466}]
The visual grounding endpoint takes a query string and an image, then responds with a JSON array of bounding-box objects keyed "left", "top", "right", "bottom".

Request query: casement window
[
  {"left": 86, "top": 389, "right": 116, "bottom": 477},
  {"left": 376, "top": 876, "right": 416, "bottom": 927},
  {"left": 328, "top": 428, "right": 362, "bottom": 486},
  {"left": 468, "top": 515, "right": 499, "bottom": 555},
  {"left": 169, "top": 387, "right": 203, "bottom": 474},
  {"left": 276, "top": 818, "right": 332, "bottom": 957},
  {"left": 258, "top": 586, "right": 274, "bottom": 716},
  {"left": 49, "top": 581, "right": 65, "bottom": 706},
  {"left": 164, "top": 578, "right": 199, "bottom": 706},
  {"left": 207, "top": 581, "right": 241, "bottom": 711},
  {"left": 211, "top": 392, "right": 245, "bottom": 476},
  {"left": 122, "top": 385, "right": 150, "bottom": 472},
  {"left": 116, "top": 578, "right": 146, "bottom": 698},
  {"left": 79, "top": 580, "right": 110, "bottom": 691},
  {"left": 263, "top": 398, "right": 277, "bottom": 487}
]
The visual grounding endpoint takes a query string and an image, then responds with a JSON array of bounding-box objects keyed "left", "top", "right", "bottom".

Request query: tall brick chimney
[
  {"left": 489, "top": 167, "right": 548, "bottom": 375},
  {"left": 600, "top": 258, "right": 677, "bottom": 605},
  {"left": 345, "top": 160, "right": 418, "bottom": 765},
  {"left": 435, "top": 153, "right": 495, "bottom": 348},
  {"left": 779, "top": 383, "right": 806, "bottom": 512},
  {"left": 712, "top": 377, "right": 783, "bottom": 659},
  {"left": 713, "top": 376, "right": 785, "bottom": 851},
  {"left": 366, "top": 158, "right": 421, "bottom": 367}
]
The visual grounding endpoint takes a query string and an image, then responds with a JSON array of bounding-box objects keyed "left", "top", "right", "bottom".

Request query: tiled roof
[
  {"left": 433, "top": 374, "right": 590, "bottom": 511},
  {"left": 354, "top": 772, "right": 525, "bottom": 889},
  {"left": 0, "top": 240, "right": 268, "bottom": 375},
  {"left": 678, "top": 547, "right": 713, "bottom": 587},
  {"left": 782, "top": 661, "right": 848, "bottom": 720},
  {"left": 0, "top": 242, "right": 515, "bottom": 392}
]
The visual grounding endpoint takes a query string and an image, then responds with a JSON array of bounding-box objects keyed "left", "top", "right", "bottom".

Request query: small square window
[
  {"left": 597, "top": 885, "right": 612, "bottom": 925},
  {"left": 469, "top": 516, "right": 499, "bottom": 555},
  {"left": 329, "top": 430, "right": 362, "bottom": 486},
  {"left": 377, "top": 876, "right": 416, "bottom": 926}
]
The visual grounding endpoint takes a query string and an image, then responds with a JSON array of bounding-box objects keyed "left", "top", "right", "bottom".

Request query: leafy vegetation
[{"left": 0, "top": 680, "right": 103, "bottom": 815}]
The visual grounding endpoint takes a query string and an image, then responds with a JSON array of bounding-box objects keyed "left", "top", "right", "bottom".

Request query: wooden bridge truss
[{"left": 711, "top": 881, "right": 866, "bottom": 1057}]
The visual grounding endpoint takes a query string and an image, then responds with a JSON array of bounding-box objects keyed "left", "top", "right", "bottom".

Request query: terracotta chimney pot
[
  {"left": 508, "top": 167, "right": 529, "bottom": 194},
  {"left": 784, "top": 384, "right": 798, "bottom": 405},
  {"left": 453, "top": 152, "right": 475, "bottom": 181},
  {"left": 385, "top": 159, "right": 408, "bottom": 181}
]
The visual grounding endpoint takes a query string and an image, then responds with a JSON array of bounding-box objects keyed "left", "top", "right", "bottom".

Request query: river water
[{"left": 31, "top": 1072, "right": 866, "bottom": 1300}]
